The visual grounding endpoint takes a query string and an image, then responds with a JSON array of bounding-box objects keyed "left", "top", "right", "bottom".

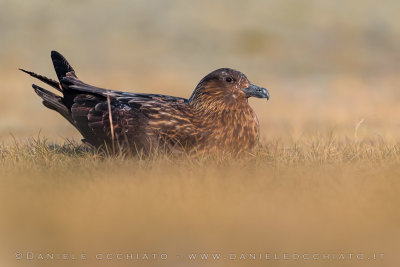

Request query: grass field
[
  {"left": 1, "top": 1, "right": 400, "bottom": 266},
  {"left": 1, "top": 134, "right": 400, "bottom": 267}
]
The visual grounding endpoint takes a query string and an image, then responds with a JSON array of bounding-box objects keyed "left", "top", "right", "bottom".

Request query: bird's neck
[
  {"left": 189, "top": 92, "right": 249, "bottom": 115},
  {"left": 199, "top": 102, "right": 258, "bottom": 127}
]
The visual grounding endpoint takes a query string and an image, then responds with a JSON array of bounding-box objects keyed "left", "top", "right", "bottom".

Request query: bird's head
[{"left": 189, "top": 68, "right": 269, "bottom": 109}]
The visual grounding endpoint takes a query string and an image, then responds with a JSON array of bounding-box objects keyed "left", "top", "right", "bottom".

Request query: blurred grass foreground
[
  {"left": 1, "top": 138, "right": 400, "bottom": 267},
  {"left": 1, "top": 0, "right": 400, "bottom": 267}
]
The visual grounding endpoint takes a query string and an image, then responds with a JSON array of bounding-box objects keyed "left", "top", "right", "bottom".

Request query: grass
[
  {"left": 1, "top": 136, "right": 400, "bottom": 267},
  {"left": 1, "top": 135, "right": 400, "bottom": 167}
]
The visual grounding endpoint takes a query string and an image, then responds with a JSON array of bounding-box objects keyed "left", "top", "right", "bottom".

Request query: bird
[{"left": 20, "top": 51, "right": 269, "bottom": 155}]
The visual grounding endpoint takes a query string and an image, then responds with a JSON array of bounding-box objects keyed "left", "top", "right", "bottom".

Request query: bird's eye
[{"left": 225, "top": 77, "right": 233, "bottom": 83}]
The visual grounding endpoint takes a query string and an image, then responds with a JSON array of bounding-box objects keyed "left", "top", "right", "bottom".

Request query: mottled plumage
[{"left": 21, "top": 51, "right": 269, "bottom": 155}]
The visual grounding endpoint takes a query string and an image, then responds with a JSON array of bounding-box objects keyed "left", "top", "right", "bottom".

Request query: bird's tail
[{"left": 19, "top": 50, "right": 77, "bottom": 124}]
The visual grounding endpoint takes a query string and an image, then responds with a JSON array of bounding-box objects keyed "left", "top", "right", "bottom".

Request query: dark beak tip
[{"left": 242, "top": 84, "right": 270, "bottom": 99}]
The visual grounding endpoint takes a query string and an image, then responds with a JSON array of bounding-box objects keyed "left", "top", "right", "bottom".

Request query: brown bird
[{"left": 20, "top": 51, "right": 269, "bottom": 155}]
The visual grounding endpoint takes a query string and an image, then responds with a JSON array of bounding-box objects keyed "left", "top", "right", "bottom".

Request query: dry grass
[{"left": 1, "top": 136, "right": 400, "bottom": 267}]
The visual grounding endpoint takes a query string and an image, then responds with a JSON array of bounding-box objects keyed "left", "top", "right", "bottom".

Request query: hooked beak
[{"left": 242, "top": 84, "right": 270, "bottom": 100}]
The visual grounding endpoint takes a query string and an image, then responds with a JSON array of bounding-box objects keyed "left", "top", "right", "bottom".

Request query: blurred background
[
  {"left": 1, "top": 1, "right": 400, "bottom": 267},
  {"left": 1, "top": 0, "right": 400, "bottom": 142}
]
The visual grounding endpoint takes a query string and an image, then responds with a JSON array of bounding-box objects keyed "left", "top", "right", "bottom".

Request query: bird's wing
[
  {"left": 69, "top": 91, "right": 197, "bottom": 151},
  {"left": 133, "top": 95, "right": 199, "bottom": 149},
  {"left": 62, "top": 75, "right": 188, "bottom": 101}
]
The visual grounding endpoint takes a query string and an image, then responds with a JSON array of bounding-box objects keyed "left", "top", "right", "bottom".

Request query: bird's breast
[{"left": 195, "top": 104, "right": 260, "bottom": 153}]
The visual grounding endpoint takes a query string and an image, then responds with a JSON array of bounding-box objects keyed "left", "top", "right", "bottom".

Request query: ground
[{"left": 1, "top": 130, "right": 399, "bottom": 266}]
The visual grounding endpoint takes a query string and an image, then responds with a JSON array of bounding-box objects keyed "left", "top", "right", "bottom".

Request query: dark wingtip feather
[
  {"left": 20, "top": 68, "right": 61, "bottom": 92},
  {"left": 51, "top": 50, "right": 76, "bottom": 82},
  {"left": 32, "top": 83, "right": 42, "bottom": 94},
  {"left": 19, "top": 68, "right": 32, "bottom": 74},
  {"left": 32, "top": 83, "right": 74, "bottom": 124}
]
